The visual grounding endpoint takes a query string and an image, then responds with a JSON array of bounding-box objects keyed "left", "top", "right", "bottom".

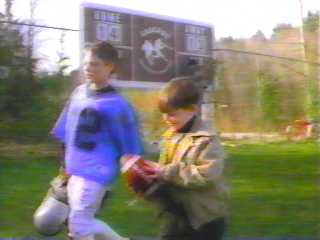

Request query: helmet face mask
[{"left": 33, "top": 195, "right": 69, "bottom": 235}]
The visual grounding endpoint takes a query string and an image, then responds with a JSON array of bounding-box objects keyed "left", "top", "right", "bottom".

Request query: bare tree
[
  {"left": 57, "top": 31, "right": 70, "bottom": 76},
  {"left": 26, "top": 0, "right": 39, "bottom": 58},
  {"left": 5, "top": 0, "right": 13, "bottom": 21},
  {"left": 25, "top": 0, "right": 39, "bottom": 81}
]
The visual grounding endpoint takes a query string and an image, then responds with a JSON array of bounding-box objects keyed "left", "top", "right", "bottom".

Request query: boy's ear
[
  {"left": 190, "top": 104, "right": 200, "bottom": 113},
  {"left": 107, "top": 63, "right": 116, "bottom": 73}
]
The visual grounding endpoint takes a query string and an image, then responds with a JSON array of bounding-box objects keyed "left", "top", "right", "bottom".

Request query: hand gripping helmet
[{"left": 33, "top": 195, "right": 69, "bottom": 235}]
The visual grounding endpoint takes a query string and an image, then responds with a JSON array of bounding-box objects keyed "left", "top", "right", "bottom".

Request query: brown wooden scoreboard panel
[{"left": 81, "top": 2, "right": 214, "bottom": 88}]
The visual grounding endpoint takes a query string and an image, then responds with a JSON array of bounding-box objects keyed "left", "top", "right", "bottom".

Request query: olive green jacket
[{"left": 158, "top": 117, "right": 229, "bottom": 229}]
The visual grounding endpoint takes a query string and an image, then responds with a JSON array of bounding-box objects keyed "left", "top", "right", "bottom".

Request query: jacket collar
[
  {"left": 86, "top": 83, "right": 116, "bottom": 97},
  {"left": 162, "top": 116, "right": 216, "bottom": 138}
]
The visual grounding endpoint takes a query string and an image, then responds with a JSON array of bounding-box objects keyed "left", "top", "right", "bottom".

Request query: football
[{"left": 122, "top": 158, "right": 159, "bottom": 195}]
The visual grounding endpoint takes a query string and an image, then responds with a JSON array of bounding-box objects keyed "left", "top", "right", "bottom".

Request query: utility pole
[
  {"left": 317, "top": 11, "right": 320, "bottom": 134},
  {"left": 298, "top": 0, "right": 320, "bottom": 120},
  {"left": 201, "top": 85, "right": 215, "bottom": 132},
  {"left": 318, "top": 11, "right": 320, "bottom": 98},
  {"left": 298, "top": 0, "right": 311, "bottom": 117},
  {"left": 298, "top": 0, "right": 307, "bottom": 65}
]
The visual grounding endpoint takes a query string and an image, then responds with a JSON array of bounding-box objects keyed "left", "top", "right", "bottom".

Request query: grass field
[{"left": 0, "top": 140, "right": 319, "bottom": 238}]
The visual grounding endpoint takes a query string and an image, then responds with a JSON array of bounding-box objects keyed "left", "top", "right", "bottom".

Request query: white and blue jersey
[{"left": 51, "top": 84, "right": 144, "bottom": 186}]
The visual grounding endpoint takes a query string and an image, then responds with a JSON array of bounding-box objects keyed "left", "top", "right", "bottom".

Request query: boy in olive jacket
[{"left": 147, "top": 77, "right": 229, "bottom": 240}]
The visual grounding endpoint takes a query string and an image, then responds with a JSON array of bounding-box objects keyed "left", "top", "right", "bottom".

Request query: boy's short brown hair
[
  {"left": 85, "top": 41, "right": 119, "bottom": 72},
  {"left": 158, "top": 77, "right": 201, "bottom": 113}
]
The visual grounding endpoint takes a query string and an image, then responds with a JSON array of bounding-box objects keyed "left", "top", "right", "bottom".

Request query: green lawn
[
  {"left": 0, "top": 140, "right": 319, "bottom": 238},
  {"left": 225, "top": 141, "right": 319, "bottom": 237}
]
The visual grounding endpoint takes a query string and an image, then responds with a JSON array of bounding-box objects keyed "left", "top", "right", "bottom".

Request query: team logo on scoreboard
[{"left": 139, "top": 27, "right": 173, "bottom": 74}]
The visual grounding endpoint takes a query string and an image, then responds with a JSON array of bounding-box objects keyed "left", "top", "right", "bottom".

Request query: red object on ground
[
  {"left": 286, "top": 119, "right": 313, "bottom": 140},
  {"left": 122, "top": 158, "right": 158, "bottom": 195},
  {"left": 294, "top": 119, "right": 311, "bottom": 129}
]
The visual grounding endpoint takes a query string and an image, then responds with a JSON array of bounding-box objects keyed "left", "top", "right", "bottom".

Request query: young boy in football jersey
[{"left": 35, "top": 41, "right": 143, "bottom": 240}]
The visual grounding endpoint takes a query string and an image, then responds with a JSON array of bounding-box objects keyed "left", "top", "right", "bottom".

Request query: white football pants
[{"left": 67, "top": 175, "right": 127, "bottom": 240}]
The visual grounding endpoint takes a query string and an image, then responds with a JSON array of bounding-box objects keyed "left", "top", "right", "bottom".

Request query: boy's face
[
  {"left": 162, "top": 107, "right": 198, "bottom": 132},
  {"left": 83, "top": 51, "right": 114, "bottom": 86}
]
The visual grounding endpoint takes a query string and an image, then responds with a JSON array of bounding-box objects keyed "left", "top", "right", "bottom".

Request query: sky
[{"left": 0, "top": 0, "right": 319, "bottom": 72}]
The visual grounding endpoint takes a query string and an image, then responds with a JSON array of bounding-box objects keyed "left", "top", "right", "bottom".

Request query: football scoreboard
[{"left": 81, "top": 2, "right": 214, "bottom": 88}]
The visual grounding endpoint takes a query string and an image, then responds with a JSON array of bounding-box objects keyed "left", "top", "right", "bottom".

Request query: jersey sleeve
[
  {"left": 50, "top": 102, "right": 69, "bottom": 143},
  {"left": 50, "top": 86, "right": 82, "bottom": 143}
]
